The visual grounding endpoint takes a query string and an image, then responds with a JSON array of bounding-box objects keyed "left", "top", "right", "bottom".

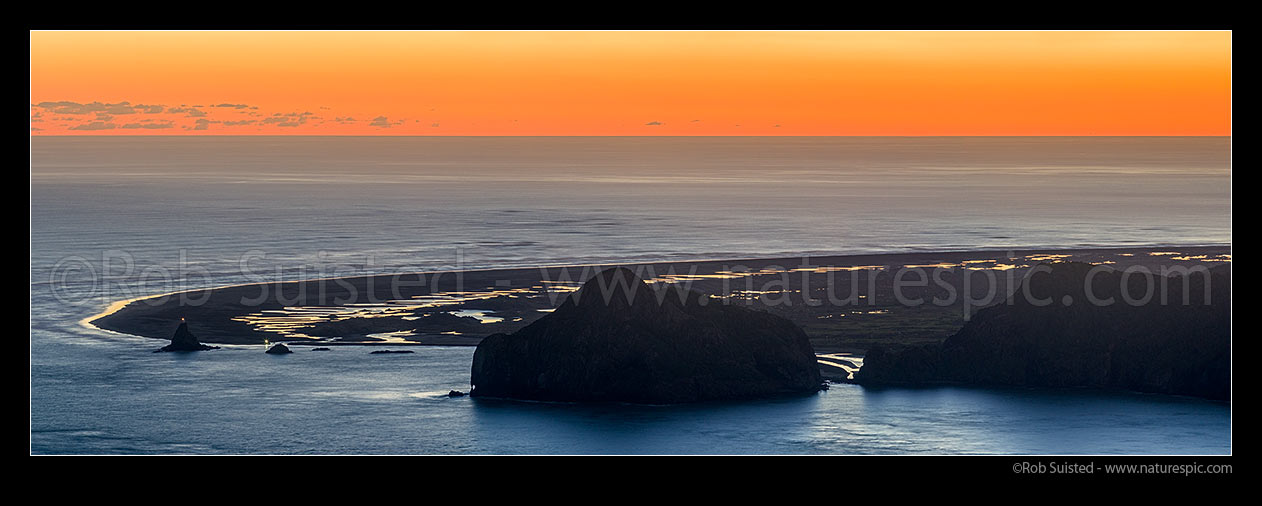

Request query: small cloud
[
  {"left": 213, "top": 103, "right": 249, "bottom": 109},
  {"left": 30, "top": 126, "right": 42, "bottom": 131},
  {"left": 261, "top": 112, "right": 311, "bottom": 127},
  {"left": 105, "top": 103, "right": 137, "bottom": 114},
  {"left": 35, "top": 101, "right": 137, "bottom": 115},
  {"left": 137, "top": 104, "right": 164, "bottom": 114},
  {"left": 334, "top": 116, "right": 356, "bottom": 123},
  {"left": 645, "top": 121, "right": 663, "bottom": 126},
  {"left": 169, "top": 107, "right": 207, "bottom": 117},
  {"left": 431, "top": 123, "right": 440, "bottom": 128},
  {"left": 774, "top": 124, "right": 781, "bottom": 128},
  {"left": 369, "top": 116, "right": 391, "bottom": 128},
  {"left": 69, "top": 121, "right": 117, "bottom": 131},
  {"left": 319, "top": 106, "right": 331, "bottom": 110},
  {"left": 221, "top": 120, "right": 256, "bottom": 126},
  {"left": 690, "top": 119, "right": 701, "bottom": 122},
  {"left": 120, "top": 121, "right": 175, "bottom": 130},
  {"left": 192, "top": 118, "right": 212, "bottom": 130},
  {"left": 36, "top": 101, "right": 83, "bottom": 113}
]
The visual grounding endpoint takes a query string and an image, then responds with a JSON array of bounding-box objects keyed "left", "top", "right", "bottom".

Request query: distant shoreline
[
  {"left": 85, "top": 243, "right": 1230, "bottom": 318},
  {"left": 88, "top": 244, "right": 1231, "bottom": 350}
]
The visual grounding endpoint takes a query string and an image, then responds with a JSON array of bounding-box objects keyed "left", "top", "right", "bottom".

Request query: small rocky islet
[
  {"left": 265, "top": 343, "right": 293, "bottom": 354},
  {"left": 154, "top": 320, "right": 220, "bottom": 352}
]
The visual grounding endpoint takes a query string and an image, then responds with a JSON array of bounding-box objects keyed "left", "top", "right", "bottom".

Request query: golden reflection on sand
[
  {"left": 364, "top": 330, "right": 416, "bottom": 344},
  {"left": 232, "top": 284, "right": 562, "bottom": 339},
  {"left": 1026, "top": 254, "right": 1073, "bottom": 261},
  {"left": 453, "top": 309, "right": 504, "bottom": 324},
  {"left": 712, "top": 289, "right": 800, "bottom": 301},
  {"left": 643, "top": 272, "right": 749, "bottom": 284},
  {"left": 967, "top": 263, "right": 1024, "bottom": 270},
  {"left": 77, "top": 293, "right": 170, "bottom": 331},
  {"left": 816, "top": 353, "right": 864, "bottom": 380},
  {"left": 789, "top": 265, "right": 885, "bottom": 273}
]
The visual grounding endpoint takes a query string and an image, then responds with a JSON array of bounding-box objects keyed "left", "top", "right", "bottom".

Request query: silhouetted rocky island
[
  {"left": 155, "top": 320, "right": 220, "bottom": 352},
  {"left": 470, "top": 267, "right": 824, "bottom": 404},
  {"left": 265, "top": 343, "right": 292, "bottom": 354},
  {"left": 855, "top": 262, "right": 1230, "bottom": 401}
]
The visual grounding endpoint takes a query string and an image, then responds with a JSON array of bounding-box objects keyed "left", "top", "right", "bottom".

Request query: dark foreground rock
[
  {"left": 448, "top": 390, "right": 467, "bottom": 397},
  {"left": 311, "top": 347, "right": 331, "bottom": 351},
  {"left": 369, "top": 349, "right": 414, "bottom": 354},
  {"left": 155, "top": 321, "right": 220, "bottom": 352},
  {"left": 470, "top": 267, "right": 824, "bottom": 404},
  {"left": 265, "top": 343, "right": 293, "bottom": 354},
  {"left": 855, "top": 262, "right": 1231, "bottom": 401}
]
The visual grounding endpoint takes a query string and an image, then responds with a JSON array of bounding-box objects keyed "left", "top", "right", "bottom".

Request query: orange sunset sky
[{"left": 30, "top": 31, "right": 1231, "bottom": 136}]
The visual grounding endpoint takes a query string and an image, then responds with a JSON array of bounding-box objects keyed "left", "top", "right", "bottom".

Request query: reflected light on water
[
  {"left": 232, "top": 283, "right": 565, "bottom": 339},
  {"left": 452, "top": 309, "right": 504, "bottom": 324},
  {"left": 1025, "top": 254, "right": 1073, "bottom": 261}
]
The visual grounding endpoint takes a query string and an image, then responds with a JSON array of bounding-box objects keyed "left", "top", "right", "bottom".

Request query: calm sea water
[{"left": 30, "top": 136, "right": 1231, "bottom": 454}]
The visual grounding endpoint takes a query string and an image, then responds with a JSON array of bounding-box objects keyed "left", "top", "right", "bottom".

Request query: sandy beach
[{"left": 92, "top": 245, "right": 1230, "bottom": 355}]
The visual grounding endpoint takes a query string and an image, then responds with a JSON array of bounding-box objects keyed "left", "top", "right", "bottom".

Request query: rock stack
[
  {"left": 155, "top": 320, "right": 220, "bottom": 352},
  {"left": 471, "top": 267, "right": 824, "bottom": 404}
]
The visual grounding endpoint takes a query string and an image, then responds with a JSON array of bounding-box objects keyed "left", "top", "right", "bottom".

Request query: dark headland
[
  {"left": 470, "top": 267, "right": 824, "bottom": 404},
  {"left": 855, "top": 262, "right": 1231, "bottom": 400}
]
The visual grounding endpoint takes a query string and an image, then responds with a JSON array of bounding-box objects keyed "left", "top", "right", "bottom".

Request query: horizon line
[{"left": 29, "top": 134, "right": 1234, "bottom": 138}]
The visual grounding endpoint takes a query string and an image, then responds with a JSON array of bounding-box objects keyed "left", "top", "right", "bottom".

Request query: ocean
[{"left": 30, "top": 136, "right": 1231, "bottom": 454}]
